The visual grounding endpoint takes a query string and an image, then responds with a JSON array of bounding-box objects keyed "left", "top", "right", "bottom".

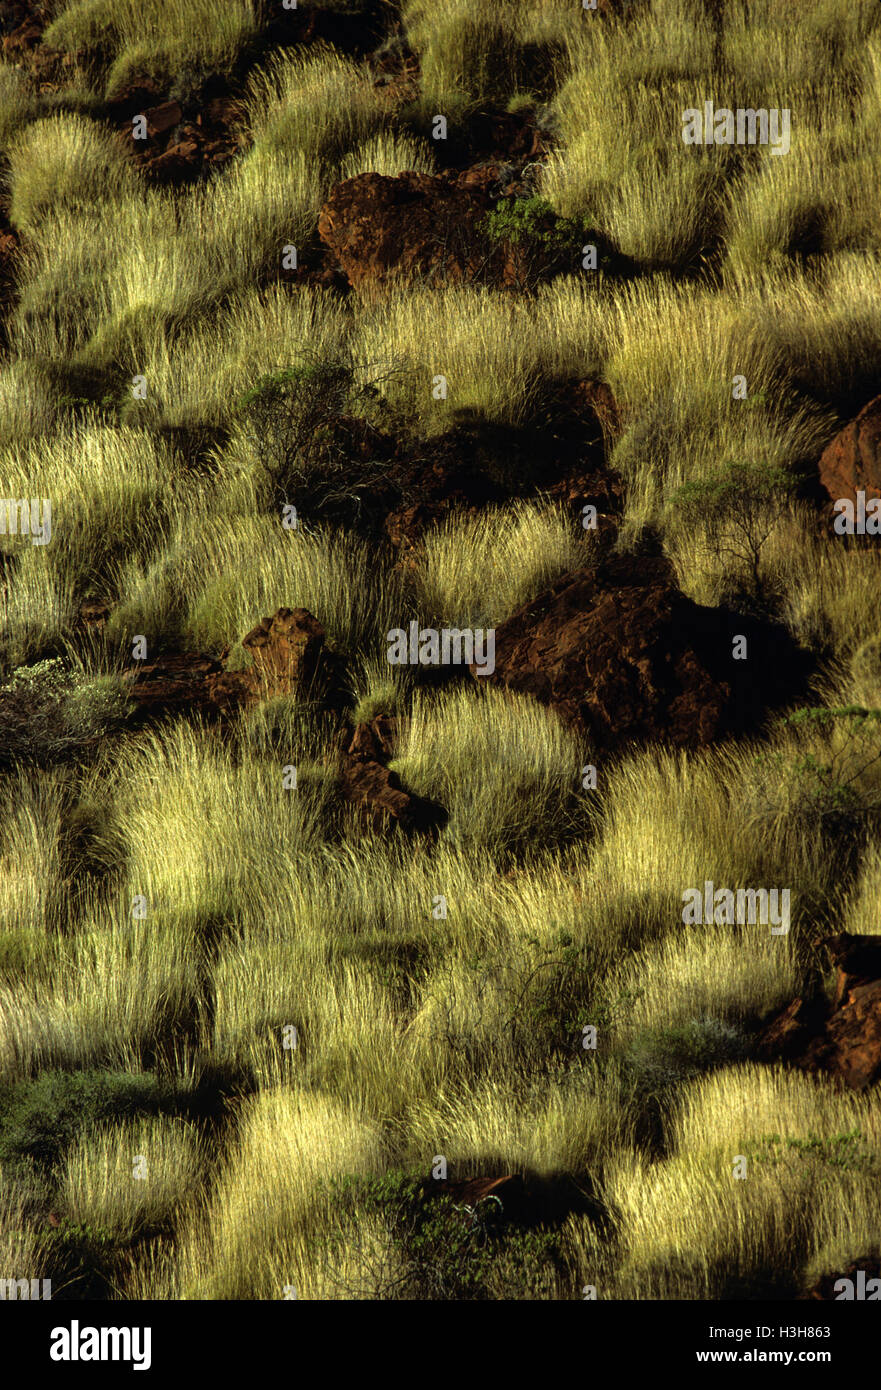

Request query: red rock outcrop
[
  {"left": 318, "top": 171, "right": 495, "bottom": 295},
  {"left": 340, "top": 714, "right": 446, "bottom": 832},
  {"left": 800, "top": 979, "right": 881, "bottom": 1091},
  {"left": 120, "top": 652, "right": 227, "bottom": 718},
  {"left": 107, "top": 89, "right": 244, "bottom": 184},
  {"left": 121, "top": 608, "right": 337, "bottom": 717},
  {"left": 237, "top": 607, "right": 329, "bottom": 699},
  {"left": 476, "top": 550, "right": 811, "bottom": 748},
  {"left": 818, "top": 394, "right": 881, "bottom": 508},
  {"left": 0, "top": 221, "right": 18, "bottom": 326},
  {"left": 755, "top": 933, "right": 881, "bottom": 1091}
]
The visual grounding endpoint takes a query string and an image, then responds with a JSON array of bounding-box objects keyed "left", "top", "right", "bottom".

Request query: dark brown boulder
[
  {"left": 0, "top": 222, "right": 19, "bottom": 324},
  {"left": 340, "top": 714, "right": 442, "bottom": 831},
  {"left": 0, "top": 15, "right": 41, "bottom": 55},
  {"left": 476, "top": 551, "right": 811, "bottom": 748},
  {"left": 801, "top": 979, "right": 881, "bottom": 1091},
  {"left": 755, "top": 933, "right": 881, "bottom": 1091},
  {"left": 317, "top": 172, "right": 494, "bottom": 294},
  {"left": 77, "top": 598, "right": 111, "bottom": 631},
  {"left": 369, "top": 715, "right": 398, "bottom": 760},
  {"left": 563, "top": 379, "right": 621, "bottom": 442},
  {"left": 818, "top": 394, "right": 881, "bottom": 508},
  {"left": 143, "top": 99, "right": 182, "bottom": 137},
  {"left": 121, "top": 653, "right": 226, "bottom": 717},
  {"left": 240, "top": 607, "right": 329, "bottom": 698},
  {"left": 142, "top": 138, "right": 200, "bottom": 184},
  {"left": 753, "top": 997, "right": 831, "bottom": 1065},
  {"left": 121, "top": 608, "right": 339, "bottom": 717},
  {"left": 347, "top": 721, "right": 383, "bottom": 761},
  {"left": 346, "top": 715, "right": 399, "bottom": 762},
  {"left": 824, "top": 931, "right": 881, "bottom": 1008},
  {"left": 339, "top": 757, "right": 445, "bottom": 833},
  {"left": 120, "top": 616, "right": 443, "bottom": 830}
]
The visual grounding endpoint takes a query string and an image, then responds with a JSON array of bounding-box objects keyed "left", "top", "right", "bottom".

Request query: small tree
[
  {"left": 235, "top": 353, "right": 405, "bottom": 521},
  {"left": 782, "top": 706, "right": 881, "bottom": 833},
  {"left": 670, "top": 461, "right": 796, "bottom": 605}
]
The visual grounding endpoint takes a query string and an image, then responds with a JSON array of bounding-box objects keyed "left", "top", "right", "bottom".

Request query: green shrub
[
  {"left": 319, "top": 1169, "right": 560, "bottom": 1300},
  {"left": 0, "top": 1069, "right": 176, "bottom": 1179},
  {"left": 746, "top": 1130, "right": 881, "bottom": 1184},
  {"left": 234, "top": 357, "right": 406, "bottom": 522},
  {"left": 773, "top": 706, "right": 881, "bottom": 837},
  {"left": 0, "top": 660, "right": 131, "bottom": 768},
  {"left": 668, "top": 461, "right": 797, "bottom": 605},
  {"left": 623, "top": 1016, "right": 748, "bottom": 1097},
  {"left": 481, "top": 195, "right": 593, "bottom": 285}
]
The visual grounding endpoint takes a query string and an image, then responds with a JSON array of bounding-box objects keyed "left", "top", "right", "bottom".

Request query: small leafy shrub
[
  {"left": 762, "top": 706, "right": 881, "bottom": 840},
  {"left": 481, "top": 195, "right": 594, "bottom": 285},
  {"left": 319, "top": 1170, "right": 559, "bottom": 1300},
  {"left": 498, "top": 930, "right": 598, "bottom": 1058},
  {"left": 0, "top": 660, "right": 131, "bottom": 768},
  {"left": 235, "top": 356, "right": 405, "bottom": 523},
  {"left": 668, "top": 461, "right": 797, "bottom": 607},
  {"left": 0, "top": 1070, "right": 177, "bottom": 1181},
  {"left": 56, "top": 387, "right": 124, "bottom": 422},
  {"left": 746, "top": 1130, "right": 881, "bottom": 1186},
  {"left": 623, "top": 1016, "right": 748, "bottom": 1097}
]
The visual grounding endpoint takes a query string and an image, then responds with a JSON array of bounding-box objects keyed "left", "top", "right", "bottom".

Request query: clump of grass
[
  {"left": 0, "top": 64, "right": 40, "bottom": 148},
  {"left": 0, "top": 424, "right": 185, "bottom": 614},
  {"left": 593, "top": 1065, "right": 881, "bottom": 1299},
  {"left": 0, "top": 361, "right": 63, "bottom": 446},
  {"left": 388, "top": 685, "right": 591, "bottom": 855},
  {"left": 61, "top": 1115, "right": 205, "bottom": 1243},
  {"left": 244, "top": 48, "right": 386, "bottom": 171},
  {"left": 146, "top": 517, "right": 400, "bottom": 658},
  {"left": 339, "top": 131, "right": 436, "bottom": 180},
  {"left": 410, "top": 500, "right": 593, "bottom": 631},
  {"left": 116, "top": 284, "right": 347, "bottom": 433},
  {"left": 6, "top": 113, "right": 138, "bottom": 233},
  {"left": 156, "top": 1088, "right": 386, "bottom": 1299},
  {"left": 44, "top": 0, "right": 260, "bottom": 99},
  {"left": 114, "top": 718, "right": 337, "bottom": 929},
  {"left": 402, "top": 0, "right": 565, "bottom": 121},
  {"left": 352, "top": 284, "right": 598, "bottom": 432}
]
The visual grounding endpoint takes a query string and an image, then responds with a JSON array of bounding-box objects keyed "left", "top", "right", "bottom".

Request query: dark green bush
[
  {"left": 0, "top": 1069, "right": 176, "bottom": 1180},
  {"left": 668, "top": 461, "right": 797, "bottom": 605},
  {"left": 318, "top": 1169, "right": 560, "bottom": 1300},
  {"left": 0, "top": 660, "right": 131, "bottom": 768},
  {"left": 623, "top": 1016, "right": 748, "bottom": 1096},
  {"left": 481, "top": 195, "right": 594, "bottom": 285},
  {"left": 235, "top": 357, "right": 405, "bottom": 522}
]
